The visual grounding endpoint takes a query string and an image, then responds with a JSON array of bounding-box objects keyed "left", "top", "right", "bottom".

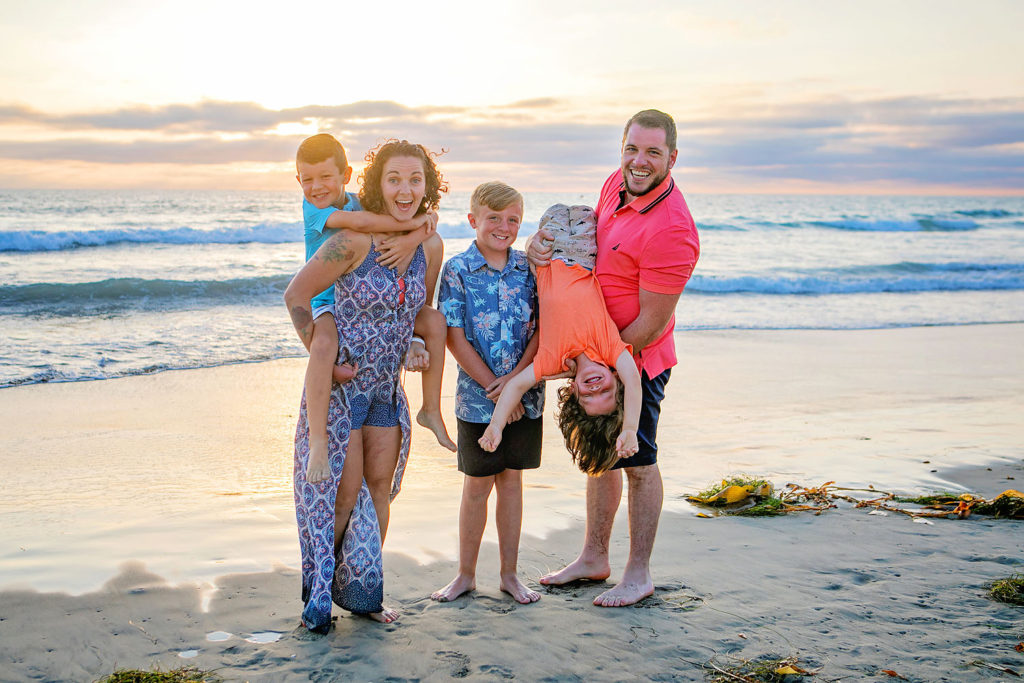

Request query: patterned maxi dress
[{"left": 293, "top": 240, "right": 424, "bottom": 631}]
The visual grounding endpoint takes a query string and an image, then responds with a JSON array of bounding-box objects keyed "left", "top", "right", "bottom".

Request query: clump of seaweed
[
  {"left": 688, "top": 477, "right": 838, "bottom": 517},
  {"left": 97, "top": 667, "right": 222, "bottom": 683},
  {"left": 989, "top": 573, "right": 1024, "bottom": 606},
  {"left": 703, "top": 654, "right": 812, "bottom": 681}
]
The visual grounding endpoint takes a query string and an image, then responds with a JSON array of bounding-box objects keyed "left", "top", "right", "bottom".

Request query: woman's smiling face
[{"left": 380, "top": 155, "right": 426, "bottom": 220}]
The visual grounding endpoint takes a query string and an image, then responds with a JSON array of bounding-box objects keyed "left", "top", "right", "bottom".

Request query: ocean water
[{"left": 2, "top": 189, "right": 1023, "bottom": 388}]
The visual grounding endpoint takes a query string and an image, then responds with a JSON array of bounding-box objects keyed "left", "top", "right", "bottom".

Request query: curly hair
[
  {"left": 358, "top": 139, "right": 447, "bottom": 216},
  {"left": 556, "top": 379, "right": 625, "bottom": 475}
]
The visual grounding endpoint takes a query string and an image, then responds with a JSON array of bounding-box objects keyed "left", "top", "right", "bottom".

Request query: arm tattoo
[
  {"left": 320, "top": 232, "right": 354, "bottom": 264},
  {"left": 290, "top": 305, "right": 314, "bottom": 342}
]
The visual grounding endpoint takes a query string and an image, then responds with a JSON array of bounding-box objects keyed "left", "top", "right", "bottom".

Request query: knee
[{"left": 418, "top": 306, "right": 446, "bottom": 337}]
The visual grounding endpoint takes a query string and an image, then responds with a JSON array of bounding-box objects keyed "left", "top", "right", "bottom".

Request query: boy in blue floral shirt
[{"left": 431, "top": 182, "right": 544, "bottom": 605}]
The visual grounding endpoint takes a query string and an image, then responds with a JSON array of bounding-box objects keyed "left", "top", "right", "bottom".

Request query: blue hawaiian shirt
[{"left": 439, "top": 243, "right": 544, "bottom": 423}]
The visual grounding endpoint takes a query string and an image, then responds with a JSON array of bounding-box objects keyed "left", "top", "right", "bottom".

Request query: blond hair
[{"left": 470, "top": 181, "right": 523, "bottom": 215}]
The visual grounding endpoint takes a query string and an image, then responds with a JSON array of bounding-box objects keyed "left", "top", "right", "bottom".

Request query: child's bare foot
[
  {"left": 332, "top": 362, "right": 357, "bottom": 384},
  {"left": 431, "top": 573, "right": 475, "bottom": 602},
  {"left": 500, "top": 573, "right": 540, "bottom": 604},
  {"left": 404, "top": 342, "right": 429, "bottom": 372},
  {"left": 417, "top": 409, "right": 456, "bottom": 452},
  {"left": 366, "top": 605, "right": 399, "bottom": 623},
  {"left": 306, "top": 440, "right": 331, "bottom": 484},
  {"left": 477, "top": 425, "right": 502, "bottom": 453}
]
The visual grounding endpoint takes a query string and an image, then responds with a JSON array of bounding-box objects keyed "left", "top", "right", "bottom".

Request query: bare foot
[
  {"left": 417, "top": 409, "right": 457, "bottom": 452},
  {"left": 500, "top": 573, "right": 540, "bottom": 604},
  {"left": 539, "top": 556, "right": 611, "bottom": 586},
  {"left": 332, "top": 362, "right": 357, "bottom": 384},
  {"left": 306, "top": 440, "right": 331, "bottom": 484},
  {"left": 593, "top": 576, "right": 654, "bottom": 607},
  {"left": 431, "top": 573, "right": 475, "bottom": 602},
  {"left": 366, "top": 605, "right": 399, "bottom": 623}
]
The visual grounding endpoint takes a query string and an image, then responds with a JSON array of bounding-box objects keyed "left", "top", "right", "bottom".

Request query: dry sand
[{"left": 1, "top": 325, "right": 1022, "bottom": 681}]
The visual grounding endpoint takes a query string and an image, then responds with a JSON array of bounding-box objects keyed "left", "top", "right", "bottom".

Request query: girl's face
[{"left": 380, "top": 155, "right": 426, "bottom": 221}]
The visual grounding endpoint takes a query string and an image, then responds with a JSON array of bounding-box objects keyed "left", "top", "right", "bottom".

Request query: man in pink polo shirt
[{"left": 530, "top": 109, "right": 699, "bottom": 607}]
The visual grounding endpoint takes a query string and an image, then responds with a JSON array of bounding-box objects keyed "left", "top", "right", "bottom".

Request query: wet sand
[{"left": 0, "top": 324, "right": 1021, "bottom": 681}]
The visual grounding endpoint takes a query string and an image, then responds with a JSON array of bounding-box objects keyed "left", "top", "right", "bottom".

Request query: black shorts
[
  {"left": 457, "top": 416, "right": 543, "bottom": 477},
  {"left": 611, "top": 368, "right": 671, "bottom": 470}
]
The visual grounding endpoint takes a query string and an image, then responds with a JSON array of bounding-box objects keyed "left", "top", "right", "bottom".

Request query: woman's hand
[{"left": 404, "top": 339, "right": 429, "bottom": 372}]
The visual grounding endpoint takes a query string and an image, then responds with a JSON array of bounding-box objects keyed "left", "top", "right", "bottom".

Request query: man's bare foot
[
  {"left": 431, "top": 573, "right": 475, "bottom": 602},
  {"left": 306, "top": 440, "right": 331, "bottom": 484},
  {"left": 366, "top": 605, "right": 399, "bottom": 623},
  {"left": 500, "top": 573, "right": 540, "bottom": 604},
  {"left": 332, "top": 362, "right": 357, "bottom": 384},
  {"left": 417, "top": 409, "right": 457, "bottom": 452},
  {"left": 539, "top": 556, "right": 611, "bottom": 586},
  {"left": 593, "top": 575, "right": 654, "bottom": 607}
]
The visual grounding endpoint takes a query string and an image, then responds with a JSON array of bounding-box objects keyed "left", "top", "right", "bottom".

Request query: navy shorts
[
  {"left": 349, "top": 388, "right": 400, "bottom": 431},
  {"left": 457, "top": 416, "right": 543, "bottom": 477},
  {"left": 611, "top": 367, "right": 670, "bottom": 470}
]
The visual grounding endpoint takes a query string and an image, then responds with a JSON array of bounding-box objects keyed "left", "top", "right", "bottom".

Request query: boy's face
[
  {"left": 468, "top": 202, "right": 523, "bottom": 259},
  {"left": 573, "top": 363, "right": 618, "bottom": 416},
  {"left": 296, "top": 158, "right": 352, "bottom": 209}
]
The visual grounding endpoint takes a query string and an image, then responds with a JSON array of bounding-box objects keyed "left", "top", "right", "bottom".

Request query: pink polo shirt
[{"left": 594, "top": 170, "right": 700, "bottom": 378}]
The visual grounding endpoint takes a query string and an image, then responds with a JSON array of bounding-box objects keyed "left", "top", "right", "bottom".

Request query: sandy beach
[{"left": 1, "top": 325, "right": 1022, "bottom": 681}]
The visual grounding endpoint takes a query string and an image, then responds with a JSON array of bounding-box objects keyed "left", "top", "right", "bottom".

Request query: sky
[{"left": 1, "top": 0, "right": 1022, "bottom": 194}]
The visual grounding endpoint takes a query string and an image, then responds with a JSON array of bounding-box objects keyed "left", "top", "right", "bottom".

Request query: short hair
[
  {"left": 358, "top": 139, "right": 447, "bottom": 216},
  {"left": 623, "top": 109, "right": 677, "bottom": 153},
  {"left": 556, "top": 379, "right": 625, "bottom": 476},
  {"left": 296, "top": 133, "right": 348, "bottom": 172},
  {"left": 470, "top": 181, "right": 523, "bottom": 215}
]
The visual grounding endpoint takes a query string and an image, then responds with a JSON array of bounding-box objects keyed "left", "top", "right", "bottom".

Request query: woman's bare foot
[
  {"left": 539, "top": 556, "right": 611, "bottom": 586},
  {"left": 366, "top": 605, "right": 399, "bottom": 624},
  {"left": 306, "top": 441, "right": 331, "bottom": 484},
  {"left": 417, "top": 409, "right": 457, "bottom": 452},
  {"left": 500, "top": 573, "right": 540, "bottom": 604},
  {"left": 431, "top": 573, "right": 475, "bottom": 602}
]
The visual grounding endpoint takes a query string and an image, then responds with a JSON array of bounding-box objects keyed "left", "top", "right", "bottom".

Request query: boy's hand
[
  {"left": 507, "top": 402, "right": 525, "bottom": 424},
  {"left": 485, "top": 374, "right": 512, "bottom": 401},
  {"left": 526, "top": 228, "right": 554, "bottom": 268},
  {"left": 419, "top": 211, "right": 438, "bottom": 237},
  {"left": 376, "top": 232, "right": 418, "bottom": 270},
  {"left": 615, "top": 430, "right": 639, "bottom": 459},
  {"left": 405, "top": 339, "right": 429, "bottom": 372}
]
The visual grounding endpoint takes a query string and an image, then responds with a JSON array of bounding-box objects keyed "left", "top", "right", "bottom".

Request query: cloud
[{"left": 0, "top": 95, "right": 1022, "bottom": 190}]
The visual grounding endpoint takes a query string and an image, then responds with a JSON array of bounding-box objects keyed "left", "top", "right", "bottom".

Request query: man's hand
[{"left": 526, "top": 228, "right": 554, "bottom": 268}]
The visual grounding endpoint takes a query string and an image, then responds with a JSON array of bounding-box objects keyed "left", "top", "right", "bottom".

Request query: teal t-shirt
[{"left": 303, "top": 192, "right": 361, "bottom": 310}]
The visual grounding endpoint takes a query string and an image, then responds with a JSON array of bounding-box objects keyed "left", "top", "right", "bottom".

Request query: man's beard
[{"left": 622, "top": 167, "right": 668, "bottom": 198}]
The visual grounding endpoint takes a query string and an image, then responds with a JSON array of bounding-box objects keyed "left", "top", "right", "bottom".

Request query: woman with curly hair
[
  {"left": 478, "top": 204, "right": 642, "bottom": 475},
  {"left": 284, "top": 139, "right": 446, "bottom": 630}
]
